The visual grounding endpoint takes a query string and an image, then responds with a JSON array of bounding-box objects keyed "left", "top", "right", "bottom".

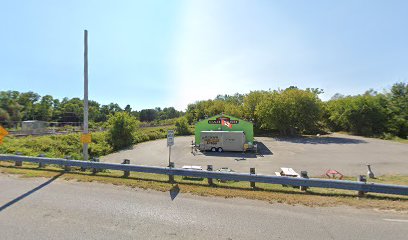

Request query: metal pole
[
  {"left": 250, "top": 168, "right": 256, "bottom": 188},
  {"left": 168, "top": 146, "right": 171, "bottom": 166},
  {"left": 83, "top": 30, "right": 89, "bottom": 161}
]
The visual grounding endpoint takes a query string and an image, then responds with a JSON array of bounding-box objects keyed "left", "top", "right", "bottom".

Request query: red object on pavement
[{"left": 326, "top": 169, "right": 344, "bottom": 179}]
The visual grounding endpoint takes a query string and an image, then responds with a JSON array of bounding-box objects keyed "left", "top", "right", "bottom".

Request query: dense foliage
[
  {"left": 185, "top": 88, "right": 324, "bottom": 135},
  {"left": 256, "top": 88, "right": 322, "bottom": 135},
  {"left": 175, "top": 117, "right": 191, "bottom": 135},
  {"left": 0, "top": 125, "right": 186, "bottom": 158},
  {"left": 386, "top": 83, "right": 408, "bottom": 138},
  {"left": 106, "top": 112, "right": 140, "bottom": 151},
  {"left": 0, "top": 132, "right": 111, "bottom": 159},
  {"left": 1, "top": 82, "right": 407, "bottom": 140},
  {"left": 185, "top": 83, "right": 407, "bottom": 138},
  {"left": 0, "top": 91, "right": 183, "bottom": 125},
  {"left": 325, "top": 93, "right": 388, "bottom": 136}
]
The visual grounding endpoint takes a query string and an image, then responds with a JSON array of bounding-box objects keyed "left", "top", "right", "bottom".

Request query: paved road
[
  {"left": 101, "top": 133, "right": 408, "bottom": 176},
  {"left": 1, "top": 173, "right": 407, "bottom": 240}
]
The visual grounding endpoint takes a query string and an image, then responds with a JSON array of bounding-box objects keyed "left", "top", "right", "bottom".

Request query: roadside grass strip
[{"left": 1, "top": 161, "right": 408, "bottom": 211}]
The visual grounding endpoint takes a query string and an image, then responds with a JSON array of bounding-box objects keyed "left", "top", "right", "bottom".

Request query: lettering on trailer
[
  {"left": 202, "top": 136, "right": 220, "bottom": 145},
  {"left": 208, "top": 117, "right": 239, "bottom": 124}
]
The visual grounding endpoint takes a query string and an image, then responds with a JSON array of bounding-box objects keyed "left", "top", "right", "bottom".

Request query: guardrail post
[
  {"left": 168, "top": 162, "right": 175, "bottom": 183},
  {"left": 122, "top": 159, "right": 130, "bottom": 177},
  {"left": 91, "top": 157, "right": 99, "bottom": 175},
  {"left": 64, "top": 156, "right": 72, "bottom": 172},
  {"left": 15, "top": 152, "right": 23, "bottom": 167},
  {"left": 250, "top": 168, "right": 256, "bottom": 188},
  {"left": 299, "top": 171, "right": 309, "bottom": 191},
  {"left": 357, "top": 175, "right": 367, "bottom": 197},
  {"left": 80, "top": 156, "right": 88, "bottom": 172},
  {"left": 38, "top": 154, "right": 46, "bottom": 168},
  {"left": 207, "top": 165, "right": 213, "bottom": 186}
]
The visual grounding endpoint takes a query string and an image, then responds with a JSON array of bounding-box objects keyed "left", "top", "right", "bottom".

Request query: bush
[
  {"left": 107, "top": 112, "right": 140, "bottom": 151},
  {"left": 175, "top": 117, "right": 191, "bottom": 135},
  {"left": 0, "top": 131, "right": 115, "bottom": 159},
  {"left": 325, "top": 94, "right": 387, "bottom": 136},
  {"left": 256, "top": 89, "right": 322, "bottom": 135}
]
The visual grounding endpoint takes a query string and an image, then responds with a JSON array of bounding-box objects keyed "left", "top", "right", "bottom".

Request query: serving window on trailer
[{"left": 199, "top": 130, "right": 246, "bottom": 152}]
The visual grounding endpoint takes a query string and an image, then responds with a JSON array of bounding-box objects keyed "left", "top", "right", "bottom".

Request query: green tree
[
  {"left": 59, "top": 98, "right": 83, "bottom": 122},
  {"left": 185, "top": 98, "right": 242, "bottom": 124},
  {"left": 139, "top": 109, "right": 158, "bottom": 122},
  {"left": 18, "top": 91, "right": 40, "bottom": 120},
  {"left": 243, "top": 91, "right": 266, "bottom": 124},
  {"left": 107, "top": 112, "right": 140, "bottom": 150},
  {"left": 325, "top": 93, "right": 387, "bottom": 136},
  {"left": 175, "top": 117, "right": 190, "bottom": 135},
  {"left": 385, "top": 82, "right": 408, "bottom": 138},
  {"left": 124, "top": 104, "right": 132, "bottom": 113},
  {"left": 0, "top": 107, "right": 10, "bottom": 123},
  {"left": 99, "top": 103, "right": 123, "bottom": 121},
  {"left": 0, "top": 91, "right": 23, "bottom": 125},
  {"left": 159, "top": 107, "right": 181, "bottom": 120},
  {"left": 88, "top": 100, "right": 101, "bottom": 122},
  {"left": 256, "top": 88, "right": 322, "bottom": 135},
  {"left": 34, "top": 95, "right": 54, "bottom": 121}
]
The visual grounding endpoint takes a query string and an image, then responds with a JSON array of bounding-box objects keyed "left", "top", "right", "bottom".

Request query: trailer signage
[{"left": 208, "top": 117, "right": 239, "bottom": 124}]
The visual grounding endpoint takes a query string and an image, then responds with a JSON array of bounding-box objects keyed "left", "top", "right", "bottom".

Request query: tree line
[
  {"left": 0, "top": 91, "right": 183, "bottom": 125},
  {"left": 1, "top": 82, "right": 407, "bottom": 139},
  {"left": 184, "top": 82, "right": 407, "bottom": 138}
]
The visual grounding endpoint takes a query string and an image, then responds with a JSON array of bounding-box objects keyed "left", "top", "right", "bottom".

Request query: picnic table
[
  {"left": 275, "top": 167, "right": 300, "bottom": 177},
  {"left": 275, "top": 167, "right": 300, "bottom": 188}
]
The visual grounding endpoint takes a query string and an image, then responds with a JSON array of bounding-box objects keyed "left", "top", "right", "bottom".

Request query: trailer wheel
[
  {"left": 217, "top": 147, "right": 223, "bottom": 153},
  {"left": 211, "top": 147, "right": 216, "bottom": 152}
]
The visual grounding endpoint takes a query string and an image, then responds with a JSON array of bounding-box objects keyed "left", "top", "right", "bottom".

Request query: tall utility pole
[{"left": 83, "top": 30, "right": 89, "bottom": 161}]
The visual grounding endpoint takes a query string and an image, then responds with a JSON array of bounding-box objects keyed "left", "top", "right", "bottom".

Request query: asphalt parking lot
[{"left": 101, "top": 133, "right": 408, "bottom": 176}]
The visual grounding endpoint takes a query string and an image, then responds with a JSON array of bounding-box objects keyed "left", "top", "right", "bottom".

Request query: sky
[{"left": 1, "top": 0, "right": 407, "bottom": 111}]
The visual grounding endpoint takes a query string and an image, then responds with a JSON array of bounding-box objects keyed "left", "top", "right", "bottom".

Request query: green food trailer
[{"left": 194, "top": 114, "right": 254, "bottom": 152}]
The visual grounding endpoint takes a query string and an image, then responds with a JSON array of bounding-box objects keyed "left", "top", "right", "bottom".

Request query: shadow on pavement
[
  {"left": 0, "top": 172, "right": 64, "bottom": 213},
  {"left": 200, "top": 142, "right": 273, "bottom": 158},
  {"left": 202, "top": 151, "right": 258, "bottom": 158},
  {"left": 255, "top": 142, "right": 273, "bottom": 156},
  {"left": 274, "top": 136, "right": 367, "bottom": 145},
  {"left": 170, "top": 184, "right": 180, "bottom": 201}
]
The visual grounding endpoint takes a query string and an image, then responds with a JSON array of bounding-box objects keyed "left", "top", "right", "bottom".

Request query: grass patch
[
  {"left": 336, "top": 131, "right": 408, "bottom": 144},
  {"left": 392, "top": 137, "right": 408, "bottom": 144},
  {"left": 1, "top": 161, "right": 408, "bottom": 212},
  {"left": 0, "top": 124, "right": 192, "bottom": 160}
]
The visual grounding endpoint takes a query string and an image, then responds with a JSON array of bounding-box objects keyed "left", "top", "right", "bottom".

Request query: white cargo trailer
[{"left": 199, "top": 131, "right": 246, "bottom": 152}]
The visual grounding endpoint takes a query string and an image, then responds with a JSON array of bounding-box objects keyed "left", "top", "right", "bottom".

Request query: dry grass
[{"left": 1, "top": 161, "right": 408, "bottom": 212}]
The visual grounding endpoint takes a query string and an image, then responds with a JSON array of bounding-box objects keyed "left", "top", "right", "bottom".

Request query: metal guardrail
[{"left": 1, "top": 154, "right": 408, "bottom": 196}]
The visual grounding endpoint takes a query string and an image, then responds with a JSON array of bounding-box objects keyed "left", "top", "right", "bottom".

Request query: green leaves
[
  {"left": 325, "top": 93, "right": 388, "bottom": 136},
  {"left": 256, "top": 89, "right": 322, "bottom": 135},
  {"left": 175, "top": 117, "right": 191, "bottom": 135},
  {"left": 106, "top": 112, "right": 140, "bottom": 151}
]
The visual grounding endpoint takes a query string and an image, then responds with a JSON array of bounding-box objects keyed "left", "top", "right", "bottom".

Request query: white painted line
[{"left": 383, "top": 219, "right": 408, "bottom": 223}]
